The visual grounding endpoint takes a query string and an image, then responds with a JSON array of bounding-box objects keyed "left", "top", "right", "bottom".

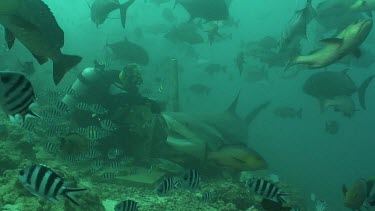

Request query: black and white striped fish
[
  {"left": 43, "top": 141, "right": 60, "bottom": 153},
  {"left": 46, "top": 125, "right": 67, "bottom": 137},
  {"left": 102, "top": 172, "right": 117, "bottom": 180},
  {"left": 201, "top": 191, "right": 214, "bottom": 202},
  {"left": 18, "top": 164, "right": 86, "bottom": 206},
  {"left": 107, "top": 148, "right": 123, "bottom": 159},
  {"left": 90, "top": 160, "right": 103, "bottom": 170},
  {"left": 64, "top": 155, "right": 78, "bottom": 163},
  {"left": 156, "top": 177, "right": 180, "bottom": 196},
  {"left": 182, "top": 169, "right": 201, "bottom": 190},
  {"left": 0, "top": 71, "right": 38, "bottom": 122},
  {"left": 62, "top": 87, "right": 79, "bottom": 98},
  {"left": 108, "top": 161, "right": 121, "bottom": 169},
  {"left": 55, "top": 101, "right": 70, "bottom": 113},
  {"left": 76, "top": 102, "right": 91, "bottom": 111},
  {"left": 100, "top": 119, "right": 117, "bottom": 131},
  {"left": 76, "top": 126, "right": 111, "bottom": 141},
  {"left": 90, "top": 104, "right": 108, "bottom": 114},
  {"left": 246, "top": 178, "right": 289, "bottom": 203},
  {"left": 21, "top": 120, "right": 36, "bottom": 131},
  {"left": 115, "top": 199, "right": 139, "bottom": 211},
  {"left": 39, "top": 109, "right": 63, "bottom": 119}
]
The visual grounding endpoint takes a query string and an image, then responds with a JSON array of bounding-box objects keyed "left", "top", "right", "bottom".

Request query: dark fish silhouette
[
  {"left": 106, "top": 38, "right": 149, "bottom": 65},
  {"left": 0, "top": 0, "right": 82, "bottom": 85},
  {"left": 91, "top": 0, "right": 136, "bottom": 28}
]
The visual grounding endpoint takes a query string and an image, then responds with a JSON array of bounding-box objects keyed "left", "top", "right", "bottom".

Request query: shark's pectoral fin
[
  {"left": 4, "top": 28, "right": 15, "bottom": 49},
  {"left": 320, "top": 38, "right": 344, "bottom": 46},
  {"left": 352, "top": 48, "right": 362, "bottom": 58}
]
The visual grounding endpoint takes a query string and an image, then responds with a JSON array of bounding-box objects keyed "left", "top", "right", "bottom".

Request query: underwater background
[{"left": 0, "top": 0, "right": 374, "bottom": 210}]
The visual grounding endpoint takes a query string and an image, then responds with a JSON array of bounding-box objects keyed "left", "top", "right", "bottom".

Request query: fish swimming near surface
[
  {"left": 18, "top": 164, "right": 87, "bottom": 206},
  {"left": 0, "top": 0, "right": 82, "bottom": 85},
  {"left": 343, "top": 178, "right": 375, "bottom": 210},
  {"left": 115, "top": 199, "right": 139, "bottom": 211},
  {"left": 273, "top": 106, "right": 302, "bottom": 119},
  {"left": 175, "top": 0, "right": 229, "bottom": 21},
  {"left": 286, "top": 19, "right": 373, "bottom": 70},
  {"left": 0, "top": 71, "right": 38, "bottom": 122},
  {"left": 106, "top": 38, "right": 149, "bottom": 65},
  {"left": 208, "top": 145, "right": 268, "bottom": 171},
  {"left": 90, "top": 0, "right": 136, "bottom": 28},
  {"left": 303, "top": 69, "right": 375, "bottom": 117}
]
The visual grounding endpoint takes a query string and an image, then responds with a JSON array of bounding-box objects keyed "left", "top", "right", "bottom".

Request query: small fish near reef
[
  {"left": 0, "top": 71, "right": 38, "bottom": 122},
  {"left": 18, "top": 164, "right": 87, "bottom": 206}
]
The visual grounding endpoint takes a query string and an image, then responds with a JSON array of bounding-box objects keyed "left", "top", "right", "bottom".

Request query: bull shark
[
  {"left": 279, "top": 0, "right": 316, "bottom": 56},
  {"left": 162, "top": 95, "right": 269, "bottom": 170}
]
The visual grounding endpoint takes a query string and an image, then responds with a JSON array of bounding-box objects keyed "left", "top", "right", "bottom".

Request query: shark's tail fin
[
  {"left": 358, "top": 75, "right": 375, "bottom": 110},
  {"left": 120, "top": 0, "right": 136, "bottom": 28},
  {"left": 245, "top": 101, "right": 271, "bottom": 126}
]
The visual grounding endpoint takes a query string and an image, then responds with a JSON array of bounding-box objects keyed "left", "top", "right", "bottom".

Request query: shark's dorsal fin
[
  {"left": 245, "top": 101, "right": 270, "bottom": 126},
  {"left": 226, "top": 92, "right": 241, "bottom": 114}
]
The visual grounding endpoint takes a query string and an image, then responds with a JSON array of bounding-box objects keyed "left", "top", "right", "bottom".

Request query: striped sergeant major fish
[
  {"left": 156, "top": 177, "right": 180, "bottom": 196},
  {"left": 115, "top": 199, "right": 139, "bottom": 211},
  {"left": 76, "top": 125, "right": 111, "bottom": 141},
  {"left": 246, "top": 178, "right": 289, "bottom": 203},
  {"left": 182, "top": 169, "right": 201, "bottom": 190},
  {"left": 76, "top": 102, "right": 108, "bottom": 114},
  {"left": 100, "top": 119, "right": 117, "bottom": 131},
  {"left": 201, "top": 191, "right": 214, "bottom": 202},
  {"left": 18, "top": 164, "right": 86, "bottom": 206},
  {"left": 0, "top": 71, "right": 38, "bottom": 122}
]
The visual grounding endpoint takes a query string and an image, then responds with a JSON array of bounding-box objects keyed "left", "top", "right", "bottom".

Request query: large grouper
[{"left": 0, "top": 0, "right": 82, "bottom": 85}]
